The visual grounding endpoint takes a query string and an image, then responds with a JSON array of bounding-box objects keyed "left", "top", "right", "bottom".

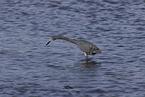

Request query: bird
[{"left": 46, "top": 36, "right": 101, "bottom": 59}]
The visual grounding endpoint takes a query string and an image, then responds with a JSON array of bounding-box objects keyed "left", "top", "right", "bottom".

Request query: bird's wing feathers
[
  {"left": 77, "top": 40, "right": 101, "bottom": 54},
  {"left": 77, "top": 40, "right": 93, "bottom": 52}
]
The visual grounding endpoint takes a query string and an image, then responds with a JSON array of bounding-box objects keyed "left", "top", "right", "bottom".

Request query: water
[{"left": 0, "top": 0, "right": 145, "bottom": 97}]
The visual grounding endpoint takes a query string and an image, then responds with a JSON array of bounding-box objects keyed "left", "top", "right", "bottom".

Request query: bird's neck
[{"left": 56, "top": 36, "right": 77, "bottom": 44}]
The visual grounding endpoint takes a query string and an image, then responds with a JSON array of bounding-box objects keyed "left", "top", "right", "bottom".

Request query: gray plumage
[{"left": 46, "top": 36, "right": 101, "bottom": 58}]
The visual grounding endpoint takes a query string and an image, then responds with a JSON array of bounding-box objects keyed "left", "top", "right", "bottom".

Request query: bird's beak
[{"left": 46, "top": 41, "right": 51, "bottom": 46}]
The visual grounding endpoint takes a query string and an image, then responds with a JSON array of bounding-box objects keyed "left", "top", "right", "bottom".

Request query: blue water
[{"left": 0, "top": 0, "right": 145, "bottom": 97}]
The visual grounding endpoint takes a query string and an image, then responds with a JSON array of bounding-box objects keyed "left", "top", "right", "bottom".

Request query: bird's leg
[{"left": 84, "top": 52, "right": 88, "bottom": 59}]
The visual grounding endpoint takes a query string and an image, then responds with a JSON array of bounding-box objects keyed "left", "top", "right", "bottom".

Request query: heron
[{"left": 46, "top": 36, "right": 101, "bottom": 59}]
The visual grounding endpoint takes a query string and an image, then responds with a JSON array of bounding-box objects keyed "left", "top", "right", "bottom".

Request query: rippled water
[{"left": 0, "top": 0, "right": 145, "bottom": 97}]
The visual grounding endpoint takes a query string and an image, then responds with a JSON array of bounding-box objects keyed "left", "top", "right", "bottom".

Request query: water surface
[{"left": 0, "top": 0, "right": 145, "bottom": 97}]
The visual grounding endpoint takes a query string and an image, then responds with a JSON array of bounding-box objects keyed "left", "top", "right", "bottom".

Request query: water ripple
[{"left": 1, "top": 0, "right": 145, "bottom": 96}]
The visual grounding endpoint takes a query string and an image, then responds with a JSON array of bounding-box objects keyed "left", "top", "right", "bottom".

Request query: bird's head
[
  {"left": 46, "top": 36, "right": 60, "bottom": 46},
  {"left": 52, "top": 36, "right": 59, "bottom": 41}
]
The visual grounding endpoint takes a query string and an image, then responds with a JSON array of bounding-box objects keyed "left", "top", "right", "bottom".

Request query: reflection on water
[{"left": 74, "top": 58, "right": 101, "bottom": 70}]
